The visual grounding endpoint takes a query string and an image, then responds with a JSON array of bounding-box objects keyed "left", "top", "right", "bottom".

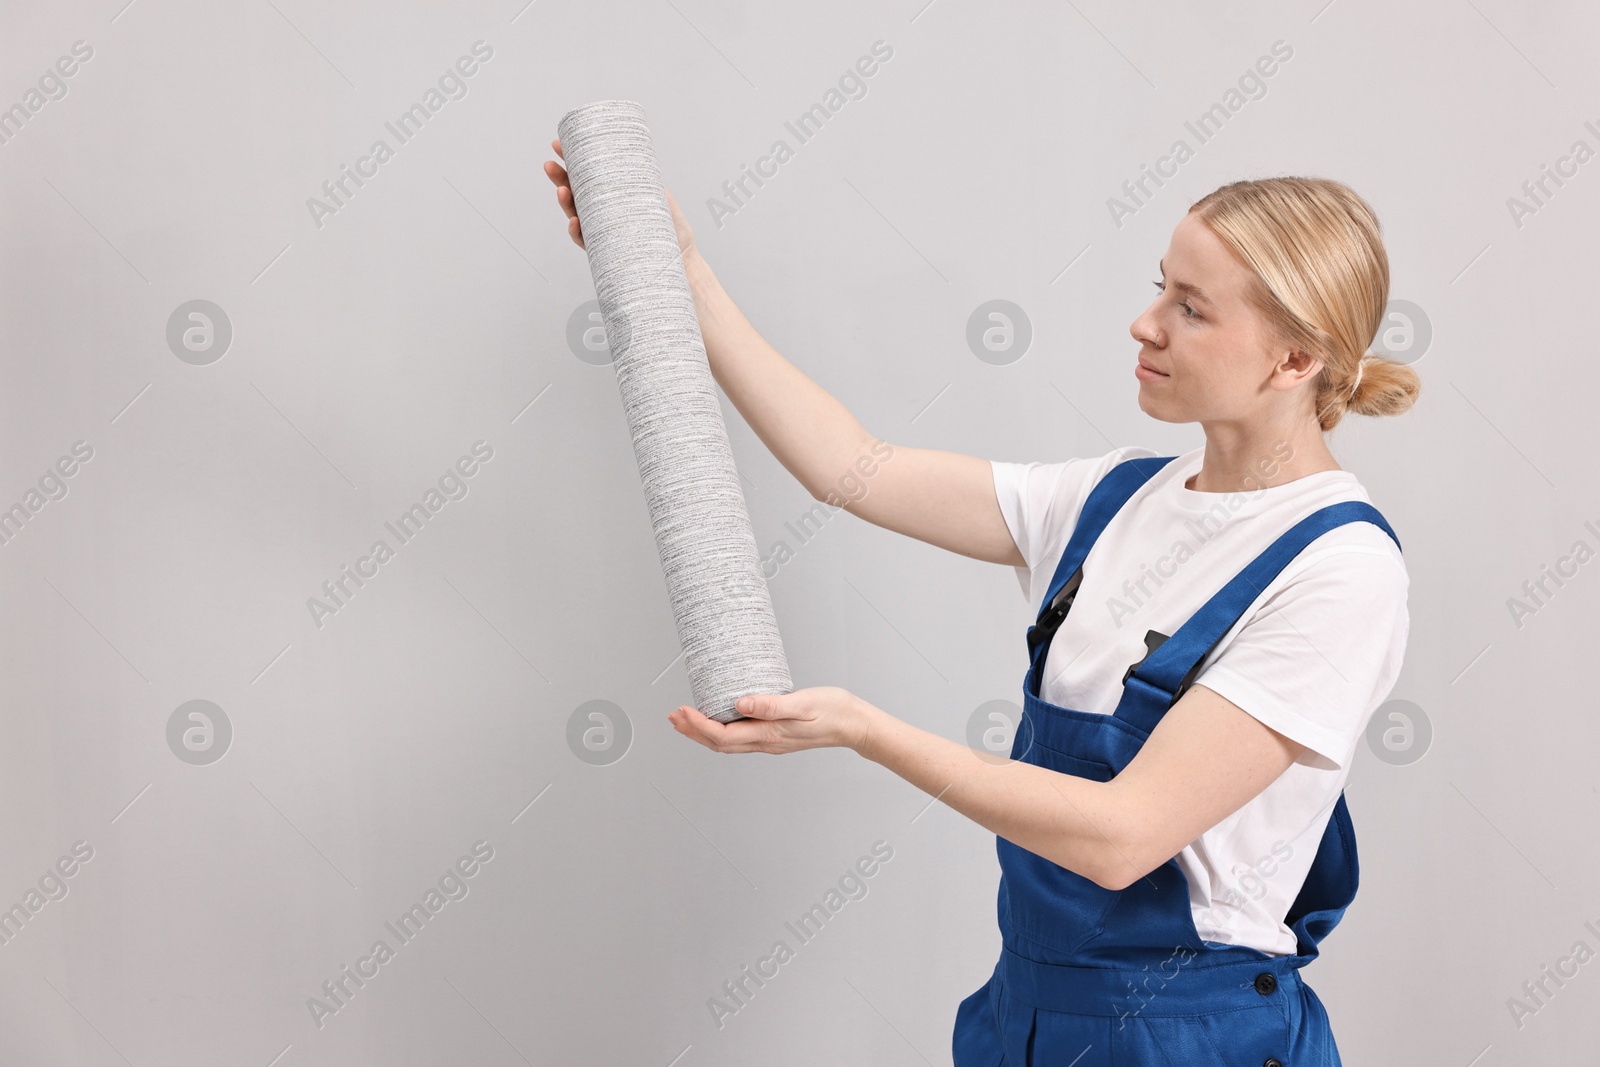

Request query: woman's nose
[{"left": 1130, "top": 310, "right": 1160, "bottom": 345}]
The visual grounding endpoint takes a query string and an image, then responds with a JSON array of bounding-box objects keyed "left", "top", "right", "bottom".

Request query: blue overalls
[{"left": 952, "top": 455, "right": 1400, "bottom": 1066}]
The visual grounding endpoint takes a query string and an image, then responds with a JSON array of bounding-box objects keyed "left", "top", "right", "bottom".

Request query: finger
[
  {"left": 672, "top": 716, "right": 767, "bottom": 753},
  {"left": 543, "top": 160, "right": 570, "bottom": 188},
  {"left": 671, "top": 716, "right": 731, "bottom": 752},
  {"left": 675, "top": 706, "right": 770, "bottom": 750},
  {"left": 551, "top": 138, "right": 565, "bottom": 160},
  {"left": 735, "top": 692, "right": 801, "bottom": 720},
  {"left": 555, "top": 184, "right": 576, "bottom": 218},
  {"left": 556, "top": 191, "right": 584, "bottom": 248},
  {"left": 680, "top": 728, "right": 768, "bottom": 755},
  {"left": 734, "top": 694, "right": 770, "bottom": 718},
  {"left": 674, "top": 705, "right": 745, "bottom": 740}
]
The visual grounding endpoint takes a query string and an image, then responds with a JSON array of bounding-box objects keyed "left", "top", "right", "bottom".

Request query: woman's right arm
[
  {"left": 683, "top": 250, "right": 1022, "bottom": 567},
  {"left": 546, "top": 142, "right": 1023, "bottom": 568}
]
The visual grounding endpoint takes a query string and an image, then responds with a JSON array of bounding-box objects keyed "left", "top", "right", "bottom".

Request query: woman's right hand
[{"left": 544, "top": 138, "right": 697, "bottom": 258}]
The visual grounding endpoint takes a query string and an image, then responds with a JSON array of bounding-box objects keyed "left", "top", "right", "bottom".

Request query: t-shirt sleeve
[
  {"left": 990, "top": 446, "right": 1158, "bottom": 601},
  {"left": 1191, "top": 541, "right": 1410, "bottom": 772}
]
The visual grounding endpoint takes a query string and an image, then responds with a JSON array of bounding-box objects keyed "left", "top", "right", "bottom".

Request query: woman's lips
[{"left": 1135, "top": 358, "right": 1169, "bottom": 381}]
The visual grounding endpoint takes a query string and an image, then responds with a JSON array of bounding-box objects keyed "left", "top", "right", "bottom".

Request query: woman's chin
[{"left": 1135, "top": 397, "right": 1189, "bottom": 425}]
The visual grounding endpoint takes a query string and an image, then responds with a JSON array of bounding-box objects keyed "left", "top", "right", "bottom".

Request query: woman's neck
[{"left": 1186, "top": 426, "right": 1340, "bottom": 493}]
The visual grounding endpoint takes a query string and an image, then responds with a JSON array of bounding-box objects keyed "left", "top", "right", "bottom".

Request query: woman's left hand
[{"left": 668, "top": 687, "right": 875, "bottom": 755}]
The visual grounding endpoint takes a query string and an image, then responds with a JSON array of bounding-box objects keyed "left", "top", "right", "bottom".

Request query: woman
[{"left": 547, "top": 150, "right": 1418, "bottom": 1065}]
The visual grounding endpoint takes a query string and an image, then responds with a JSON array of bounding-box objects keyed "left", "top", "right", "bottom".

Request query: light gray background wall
[{"left": 0, "top": 0, "right": 1594, "bottom": 1063}]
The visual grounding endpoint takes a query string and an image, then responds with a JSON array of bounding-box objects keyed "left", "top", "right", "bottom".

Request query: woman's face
[{"left": 1128, "top": 212, "right": 1318, "bottom": 425}]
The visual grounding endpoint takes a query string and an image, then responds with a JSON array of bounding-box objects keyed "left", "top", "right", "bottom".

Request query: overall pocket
[
  {"left": 1140, "top": 1001, "right": 1292, "bottom": 1067},
  {"left": 998, "top": 742, "right": 1121, "bottom": 959}
]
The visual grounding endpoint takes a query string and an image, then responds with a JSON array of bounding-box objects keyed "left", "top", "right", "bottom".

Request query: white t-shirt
[{"left": 989, "top": 443, "right": 1409, "bottom": 956}]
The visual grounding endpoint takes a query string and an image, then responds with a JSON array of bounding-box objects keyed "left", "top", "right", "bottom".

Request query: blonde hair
[{"left": 1189, "top": 176, "right": 1421, "bottom": 432}]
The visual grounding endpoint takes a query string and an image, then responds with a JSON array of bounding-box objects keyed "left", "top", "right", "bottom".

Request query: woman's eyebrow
[{"left": 1157, "top": 258, "right": 1214, "bottom": 305}]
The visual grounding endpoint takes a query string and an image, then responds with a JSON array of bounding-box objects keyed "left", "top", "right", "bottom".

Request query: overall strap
[
  {"left": 1113, "top": 500, "right": 1401, "bottom": 735},
  {"left": 1026, "top": 456, "right": 1177, "bottom": 683}
]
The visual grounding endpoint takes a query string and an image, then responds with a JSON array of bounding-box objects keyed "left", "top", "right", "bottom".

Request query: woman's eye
[{"left": 1152, "top": 280, "right": 1200, "bottom": 320}]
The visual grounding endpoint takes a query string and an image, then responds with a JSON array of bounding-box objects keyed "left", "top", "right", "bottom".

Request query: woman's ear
[{"left": 1271, "top": 345, "right": 1324, "bottom": 391}]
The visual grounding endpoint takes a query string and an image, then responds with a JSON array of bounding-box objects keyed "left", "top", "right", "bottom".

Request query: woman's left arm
[{"left": 668, "top": 683, "right": 1305, "bottom": 892}]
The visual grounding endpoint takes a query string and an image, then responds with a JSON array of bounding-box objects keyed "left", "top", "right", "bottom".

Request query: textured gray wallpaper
[
  {"left": 557, "top": 99, "right": 792, "bottom": 726},
  {"left": 0, "top": 0, "right": 1595, "bottom": 1064}
]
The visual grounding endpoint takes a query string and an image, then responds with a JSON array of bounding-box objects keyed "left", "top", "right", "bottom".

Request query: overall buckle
[
  {"left": 1026, "top": 568, "right": 1083, "bottom": 658},
  {"left": 1121, "top": 628, "right": 1171, "bottom": 684}
]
